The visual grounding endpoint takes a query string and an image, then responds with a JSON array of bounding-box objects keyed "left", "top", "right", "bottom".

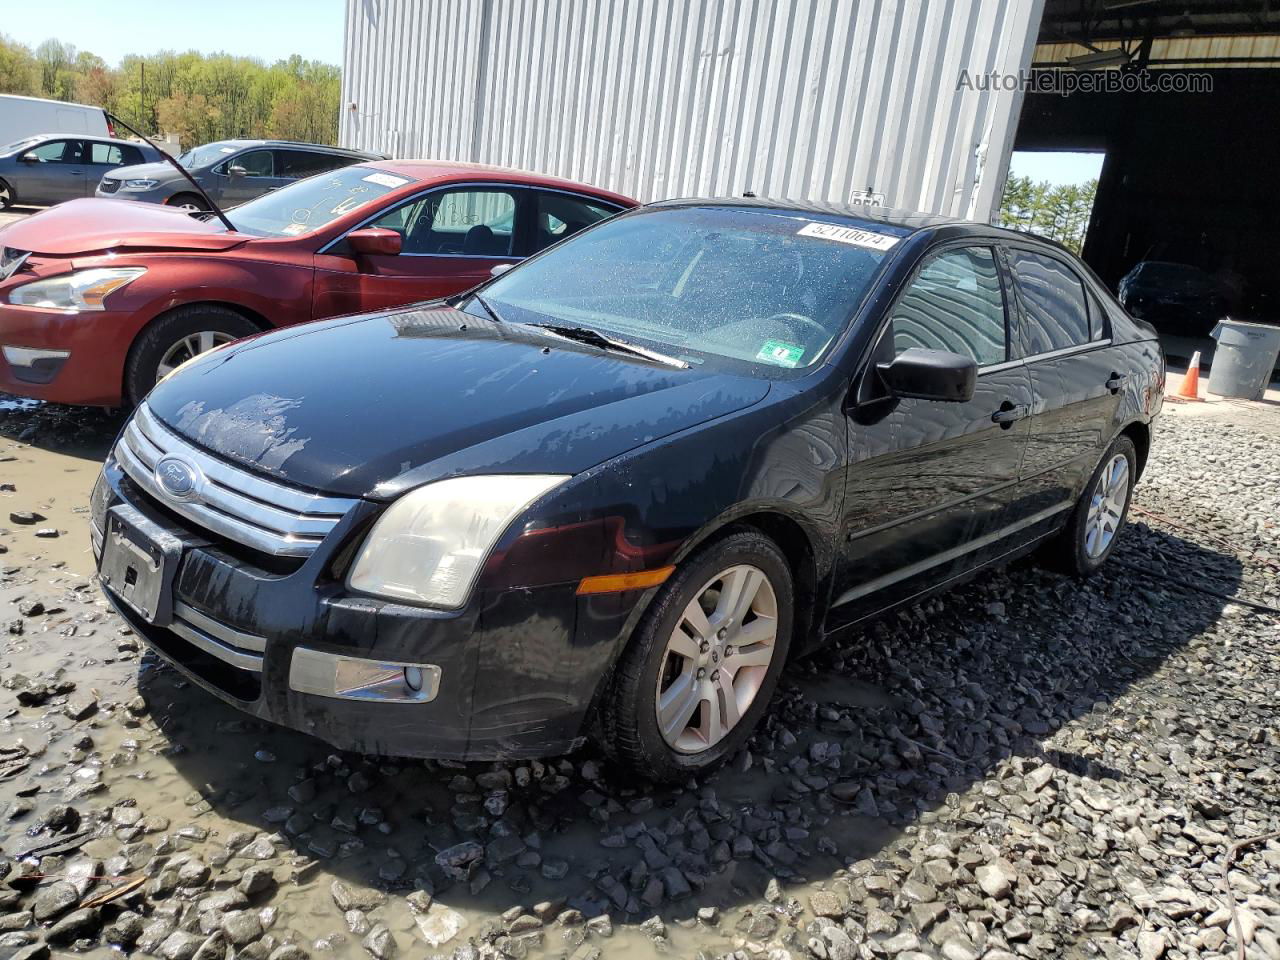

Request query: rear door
[
  {"left": 312, "top": 184, "right": 523, "bottom": 318},
  {"left": 17, "top": 138, "right": 86, "bottom": 204},
  {"left": 830, "top": 243, "right": 1034, "bottom": 627},
  {"left": 1005, "top": 246, "right": 1121, "bottom": 514},
  {"left": 82, "top": 141, "right": 143, "bottom": 196}
]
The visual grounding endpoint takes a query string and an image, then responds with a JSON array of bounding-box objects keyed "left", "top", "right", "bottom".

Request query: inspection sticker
[
  {"left": 362, "top": 172, "right": 410, "bottom": 188},
  {"left": 757, "top": 340, "right": 805, "bottom": 368},
  {"left": 796, "top": 221, "right": 899, "bottom": 251}
]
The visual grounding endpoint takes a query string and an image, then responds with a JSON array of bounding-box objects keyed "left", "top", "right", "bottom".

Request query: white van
[{"left": 0, "top": 95, "right": 111, "bottom": 145}]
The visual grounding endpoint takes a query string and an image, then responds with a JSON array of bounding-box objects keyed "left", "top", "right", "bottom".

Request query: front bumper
[
  {"left": 93, "top": 457, "right": 607, "bottom": 760},
  {"left": 0, "top": 303, "right": 132, "bottom": 405}
]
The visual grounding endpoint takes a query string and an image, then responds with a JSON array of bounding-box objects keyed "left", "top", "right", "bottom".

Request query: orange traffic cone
[{"left": 1173, "top": 350, "right": 1204, "bottom": 401}]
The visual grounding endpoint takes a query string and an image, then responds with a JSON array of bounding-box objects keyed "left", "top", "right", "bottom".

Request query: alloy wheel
[
  {"left": 655, "top": 564, "right": 778, "bottom": 754},
  {"left": 156, "top": 331, "right": 236, "bottom": 381},
  {"left": 0, "top": 182, "right": 11, "bottom": 209},
  {"left": 1085, "top": 452, "right": 1130, "bottom": 558}
]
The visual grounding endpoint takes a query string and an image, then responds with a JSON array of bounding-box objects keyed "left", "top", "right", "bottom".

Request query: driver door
[
  {"left": 18, "top": 139, "right": 86, "bottom": 204},
  {"left": 828, "top": 244, "right": 1034, "bottom": 628},
  {"left": 312, "top": 186, "right": 523, "bottom": 318}
]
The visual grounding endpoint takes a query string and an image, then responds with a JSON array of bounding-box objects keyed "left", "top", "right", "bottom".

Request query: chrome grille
[{"left": 115, "top": 405, "right": 357, "bottom": 557}]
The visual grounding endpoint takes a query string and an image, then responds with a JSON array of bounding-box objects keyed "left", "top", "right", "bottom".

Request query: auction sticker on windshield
[
  {"left": 363, "top": 172, "right": 410, "bottom": 188},
  {"left": 797, "top": 221, "right": 899, "bottom": 251},
  {"left": 757, "top": 340, "right": 805, "bottom": 368}
]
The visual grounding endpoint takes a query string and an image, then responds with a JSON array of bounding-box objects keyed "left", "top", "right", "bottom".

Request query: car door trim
[
  {"left": 316, "top": 182, "right": 625, "bottom": 258},
  {"left": 832, "top": 500, "right": 1072, "bottom": 608},
  {"left": 1021, "top": 338, "right": 1113, "bottom": 365}
]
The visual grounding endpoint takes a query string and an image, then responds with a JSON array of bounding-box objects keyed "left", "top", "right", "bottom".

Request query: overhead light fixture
[{"left": 1066, "top": 48, "right": 1131, "bottom": 70}]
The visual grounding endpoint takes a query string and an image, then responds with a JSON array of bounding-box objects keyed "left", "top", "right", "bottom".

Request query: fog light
[{"left": 288, "top": 647, "right": 441, "bottom": 703}]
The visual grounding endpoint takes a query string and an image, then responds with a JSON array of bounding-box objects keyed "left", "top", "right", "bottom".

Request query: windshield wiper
[
  {"left": 532, "top": 324, "right": 688, "bottom": 369},
  {"left": 470, "top": 293, "right": 506, "bottom": 325}
]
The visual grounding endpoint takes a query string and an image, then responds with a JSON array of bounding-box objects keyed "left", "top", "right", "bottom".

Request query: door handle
[
  {"left": 1105, "top": 372, "right": 1128, "bottom": 394},
  {"left": 991, "top": 401, "right": 1030, "bottom": 427}
]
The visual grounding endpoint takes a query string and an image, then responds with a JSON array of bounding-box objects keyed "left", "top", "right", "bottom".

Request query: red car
[{"left": 0, "top": 161, "right": 635, "bottom": 406}]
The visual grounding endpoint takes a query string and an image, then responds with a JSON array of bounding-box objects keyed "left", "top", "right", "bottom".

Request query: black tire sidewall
[
  {"left": 611, "top": 530, "right": 794, "bottom": 781},
  {"left": 1071, "top": 435, "right": 1137, "bottom": 575},
  {"left": 0, "top": 178, "right": 13, "bottom": 210},
  {"left": 167, "top": 193, "right": 209, "bottom": 212},
  {"left": 126, "top": 307, "right": 259, "bottom": 406}
]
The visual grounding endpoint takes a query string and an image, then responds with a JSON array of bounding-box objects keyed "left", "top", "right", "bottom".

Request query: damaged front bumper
[{"left": 92, "top": 457, "right": 601, "bottom": 760}]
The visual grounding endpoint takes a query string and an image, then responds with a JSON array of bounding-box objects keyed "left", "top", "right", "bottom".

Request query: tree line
[
  {"left": 0, "top": 33, "right": 341, "bottom": 148},
  {"left": 998, "top": 175, "right": 1098, "bottom": 254}
]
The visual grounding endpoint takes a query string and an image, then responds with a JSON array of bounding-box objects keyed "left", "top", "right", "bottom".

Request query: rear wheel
[
  {"left": 125, "top": 305, "right": 259, "bottom": 405},
  {"left": 167, "top": 192, "right": 210, "bottom": 214},
  {"left": 1043, "top": 435, "right": 1137, "bottom": 576},
  {"left": 0, "top": 178, "right": 13, "bottom": 210},
  {"left": 600, "top": 529, "right": 794, "bottom": 781}
]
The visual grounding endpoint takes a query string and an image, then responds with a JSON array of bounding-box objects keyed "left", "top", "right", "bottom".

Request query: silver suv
[{"left": 95, "top": 139, "right": 386, "bottom": 212}]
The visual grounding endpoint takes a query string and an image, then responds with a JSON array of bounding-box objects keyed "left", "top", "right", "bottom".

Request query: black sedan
[{"left": 91, "top": 199, "right": 1163, "bottom": 781}]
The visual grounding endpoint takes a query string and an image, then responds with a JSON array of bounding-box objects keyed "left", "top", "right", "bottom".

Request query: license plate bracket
[{"left": 98, "top": 504, "right": 185, "bottom": 627}]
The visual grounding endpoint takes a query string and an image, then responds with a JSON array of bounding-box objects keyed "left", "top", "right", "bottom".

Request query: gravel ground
[{"left": 0, "top": 398, "right": 1276, "bottom": 960}]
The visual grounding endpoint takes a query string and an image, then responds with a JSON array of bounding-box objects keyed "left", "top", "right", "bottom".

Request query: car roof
[
  {"left": 364, "top": 159, "right": 637, "bottom": 205},
  {"left": 201, "top": 139, "right": 383, "bottom": 158},
  {"left": 22, "top": 133, "right": 154, "bottom": 149}
]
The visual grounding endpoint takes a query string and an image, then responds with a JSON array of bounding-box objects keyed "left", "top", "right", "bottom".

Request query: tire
[
  {"left": 167, "top": 192, "right": 210, "bottom": 214},
  {"left": 600, "top": 528, "right": 795, "bottom": 782},
  {"left": 125, "top": 305, "right": 260, "bottom": 405},
  {"left": 1043, "top": 435, "right": 1137, "bottom": 577},
  {"left": 0, "top": 178, "right": 13, "bottom": 210}
]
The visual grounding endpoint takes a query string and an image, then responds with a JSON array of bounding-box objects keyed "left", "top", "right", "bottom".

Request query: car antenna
[{"left": 105, "top": 112, "right": 237, "bottom": 234}]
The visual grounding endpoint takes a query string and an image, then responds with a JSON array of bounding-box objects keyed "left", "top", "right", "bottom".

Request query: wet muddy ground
[{"left": 0, "top": 397, "right": 1277, "bottom": 960}]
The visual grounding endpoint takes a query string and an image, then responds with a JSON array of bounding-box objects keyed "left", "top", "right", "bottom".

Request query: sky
[
  {"left": 2, "top": 0, "right": 346, "bottom": 66},
  {"left": 1008, "top": 150, "right": 1106, "bottom": 187}
]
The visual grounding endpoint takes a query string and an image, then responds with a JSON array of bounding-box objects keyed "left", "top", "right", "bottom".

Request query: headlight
[
  {"left": 347, "top": 475, "right": 569, "bottom": 609},
  {"left": 8, "top": 268, "right": 146, "bottom": 311},
  {"left": 121, "top": 179, "right": 159, "bottom": 191}
]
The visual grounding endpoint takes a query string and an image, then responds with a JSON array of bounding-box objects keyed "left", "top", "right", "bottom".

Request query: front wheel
[
  {"left": 125, "top": 306, "right": 259, "bottom": 405},
  {"left": 1045, "top": 435, "right": 1137, "bottom": 576},
  {"left": 600, "top": 529, "right": 794, "bottom": 781},
  {"left": 0, "top": 178, "right": 14, "bottom": 210},
  {"left": 167, "top": 192, "right": 210, "bottom": 214}
]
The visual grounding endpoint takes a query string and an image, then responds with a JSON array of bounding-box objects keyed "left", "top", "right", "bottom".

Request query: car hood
[
  {"left": 103, "top": 161, "right": 181, "bottom": 183},
  {"left": 144, "top": 304, "right": 772, "bottom": 499},
  {"left": 0, "top": 198, "right": 249, "bottom": 256}
]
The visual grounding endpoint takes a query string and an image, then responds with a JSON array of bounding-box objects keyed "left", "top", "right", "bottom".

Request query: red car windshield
[{"left": 228, "top": 166, "right": 418, "bottom": 238}]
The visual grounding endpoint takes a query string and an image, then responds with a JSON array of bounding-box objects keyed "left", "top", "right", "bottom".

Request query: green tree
[
  {"left": 0, "top": 34, "right": 39, "bottom": 95},
  {"left": 999, "top": 175, "right": 1098, "bottom": 254}
]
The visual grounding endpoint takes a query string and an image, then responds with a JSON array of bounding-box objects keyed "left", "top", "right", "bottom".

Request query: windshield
[
  {"left": 480, "top": 206, "right": 897, "bottom": 371},
  {"left": 3, "top": 136, "right": 41, "bottom": 155},
  {"left": 228, "top": 166, "right": 416, "bottom": 237},
  {"left": 1137, "top": 262, "right": 1212, "bottom": 285},
  {"left": 177, "top": 141, "right": 242, "bottom": 169}
]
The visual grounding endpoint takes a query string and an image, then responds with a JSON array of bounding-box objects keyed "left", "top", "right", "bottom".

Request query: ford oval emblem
[{"left": 155, "top": 456, "right": 201, "bottom": 502}]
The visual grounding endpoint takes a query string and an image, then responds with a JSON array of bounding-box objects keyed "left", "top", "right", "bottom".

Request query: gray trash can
[{"left": 1207, "top": 318, "right": 1280, "bottom": 400}]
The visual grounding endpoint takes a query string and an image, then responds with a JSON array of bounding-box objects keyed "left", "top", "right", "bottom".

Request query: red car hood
[{"left": 0, "top": 198, "right": 251, "bottom": 256}]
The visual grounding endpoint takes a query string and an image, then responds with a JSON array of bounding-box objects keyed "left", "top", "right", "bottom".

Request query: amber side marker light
[{"left": 576, "top": 566, "right": 676, "bottom": 596}]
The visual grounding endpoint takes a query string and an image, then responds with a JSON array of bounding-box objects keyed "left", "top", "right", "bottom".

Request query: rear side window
[
  {"left": 89, "top": 143, "right": 124, "bottom": 165},
  {"left": 891, "top": 246, "right": 1007, "bottom": 366},
  {"left": 121, "top": 145, "right": 144, "bottom": 165},
  {"left": 1009, "top": 250, "right": 1091, "bottom": 354},
  {"left": 1087, "top": 291, "right": 1110, "bottom": 341},
  {"left": 279, "top": 150, "right": 351, "bottom": 178},
  {"left": 530, "top": 192, "right": 618, "bottom": 255}
]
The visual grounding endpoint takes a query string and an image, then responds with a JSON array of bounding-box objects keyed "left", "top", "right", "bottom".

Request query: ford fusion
[{"left": 91, "top": 200, "right": 1162, "bottom": 780}]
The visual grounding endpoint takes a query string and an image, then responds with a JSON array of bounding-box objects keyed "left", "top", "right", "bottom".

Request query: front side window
[
  {"left": 372, "top": 188, "right": 517, "bottom": 256},
  {"left": 89, "top": 143, "right": 124, "bottom": 165},
  {"left": 228, "top": 166, "right": 416, "bottom": 237},
  {"left": 891, "top": 246, "right": 1007, "bottom": 366},
  {"left": 481, "top": 206, "right": 895, "bottom": 373},
  {"left": 531, "top": 192, "right": 618, "bottom": 254},
  {"left": 227, "top": 150, "right": 273, "bottom": 178},
  {"left": 1009, "top": 249, "right": 1091, "bottom": 354},
  {"left": 27, "top": 140, "right": 81, "bottom": 163}
]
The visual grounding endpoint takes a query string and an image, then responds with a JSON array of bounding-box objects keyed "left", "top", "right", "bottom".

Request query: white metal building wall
[{"left": 341, "top": 0, "right": 1044, "bottom": 221}]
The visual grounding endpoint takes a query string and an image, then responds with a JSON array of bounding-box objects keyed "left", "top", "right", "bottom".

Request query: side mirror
[
  {"left": 227, "top": 164, "right": 248, "bottom": 178},
  {"left": 489, "top": 263, "right": 514, "bottom": 278},
  {"left": 19, "top": 152, "right": 38, "bottom": 163},
  {"left": 347, "top": 227, "right": 402, "bottom": 257},
  {"left": 875, "top": 347, "right": 977, "bottom": 403}
]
